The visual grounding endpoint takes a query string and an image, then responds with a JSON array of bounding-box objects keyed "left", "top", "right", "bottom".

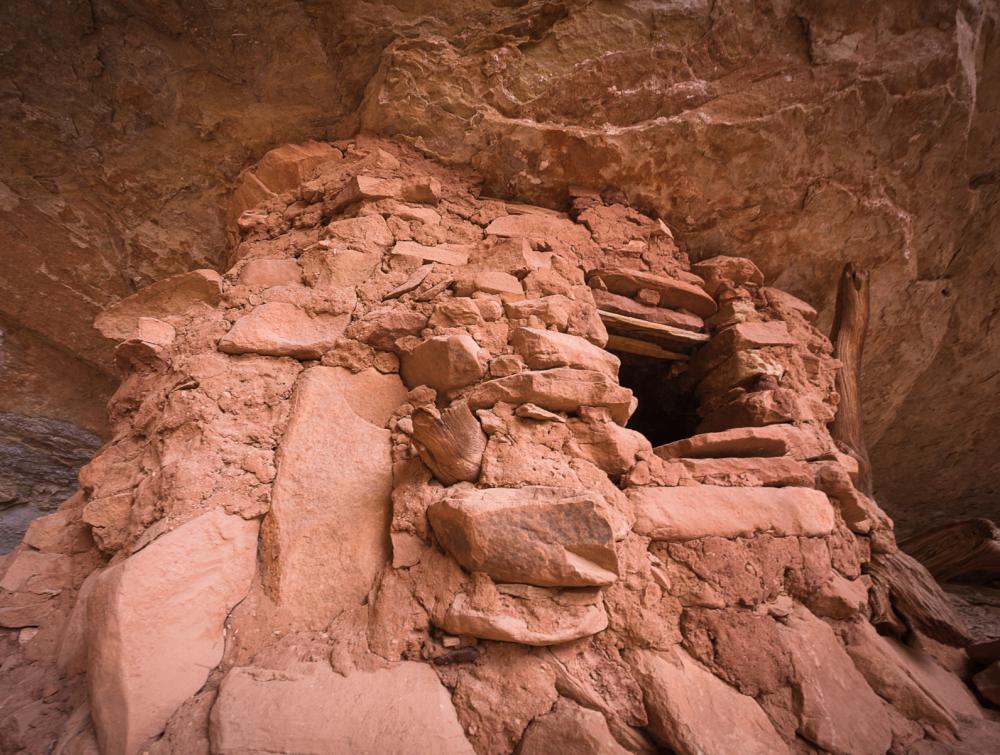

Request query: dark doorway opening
[{"left": 614, "top": 357, "right": 700, "bottom": 447}]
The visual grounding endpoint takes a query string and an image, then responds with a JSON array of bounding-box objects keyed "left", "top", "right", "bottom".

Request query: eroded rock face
[
  {"left": 0, "top": 138, "right": 992, "bottom": 755},
  {"left": 0, "top": 413, "right": 101, "bottom": 553}
]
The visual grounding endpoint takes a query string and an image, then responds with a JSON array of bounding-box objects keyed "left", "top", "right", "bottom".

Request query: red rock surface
[{"left": 0, "top": 138, "right": 994, "bottom": 754}]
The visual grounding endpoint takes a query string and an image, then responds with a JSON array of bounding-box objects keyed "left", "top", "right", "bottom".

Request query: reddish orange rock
[
  {"left": 654, "top": 424, "right": 835, "bottom": 461},
  {"left": 629, "top": 485, "right": 835, "bottom": 540},
  {"left": 210, "top": 662, "right": 474, "bottom": 754},
  {"left": 400, "top": 334, "right": 487, "bottom": 393},
  {"left": 86, "top": 509, "right": 259, "bottom": 755},
  {"left": 468, "top": 368, "right": 635, "bottom": 425},
  {"left": 588, "top": 267, "right": 718, "bottom": 318},
  {"left": 219, "top": 302, "right": 350, "bottom": 359},
  {"left": 428, "top": 486, "right": 619, "bottom": 587},
  {"left": 511, "top": 326, "right": 620, "bottom": 378}
]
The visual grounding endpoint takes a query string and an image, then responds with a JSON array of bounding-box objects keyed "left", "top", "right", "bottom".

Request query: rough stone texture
[
  {"left": 511, "top": 326, "right": 620, "bottom": 378},
  {"left": 86, "top": 509, "right": 258, "bottom": 755},
  {"left": 0, "top": 413, "right": 101, "bottom": 553},
  {"left": 261, "top": 366, "right": 395, "bottom": 630},
  {"left": 210, "top": 662, "right": 474, "bottom": 754},
  {"left": 400, "top": 334, "right": 486, "bottom": 393},
  {"left": 517, "top": 699, "right": 629, "bottom": 755},
  {"left": 440, "top": 584, "right": 609, "bottom": 647},
  {"left": 468, "top": 368, "right": 635, "bottom": 425},
  {"left": 775, "top": 607, "right": 894, "bottom": 755},
  {"left": 94, "top": 270, "right": 223, "bottom": 340},
  {"left": 843, "top": 620, "right": 968, "bottom": 732}
]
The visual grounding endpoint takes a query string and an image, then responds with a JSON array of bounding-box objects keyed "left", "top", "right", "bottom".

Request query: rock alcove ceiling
[{"left": 1, "top": 0, "right": 998, "bottom": 543}]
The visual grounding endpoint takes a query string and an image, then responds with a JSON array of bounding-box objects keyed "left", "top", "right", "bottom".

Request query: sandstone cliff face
[
  {"left": 1, "top": 1, "right": 997, "bottom": 541},
  {"left": 0, "top": 138, "right": 994, "bottom": 754}
]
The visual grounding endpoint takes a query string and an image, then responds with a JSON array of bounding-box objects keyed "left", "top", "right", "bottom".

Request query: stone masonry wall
[{"left": 0, "top": 137, "right": 991, "bottom": 754}]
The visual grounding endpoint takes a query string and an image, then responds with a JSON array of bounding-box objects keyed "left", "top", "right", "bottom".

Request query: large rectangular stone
[
  {"left": 428, "top": 486, "right": 618, "bottom": 587},
  {"left": 260, "top": 367, "right": 397, "bottom": 630},
  {"left": 87, "top": 510, "right": 259, "bottom": 755},
  {"left": 628, "top": 485, "right": 835, "bottom": 540}
]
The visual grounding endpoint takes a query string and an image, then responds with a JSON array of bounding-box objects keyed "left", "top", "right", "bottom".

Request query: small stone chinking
[{"left": 0, "top": 137, "right": 992, "bottom": 755}]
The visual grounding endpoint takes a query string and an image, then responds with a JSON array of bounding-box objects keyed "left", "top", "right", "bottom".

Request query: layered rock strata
[{"left": 0, "top": 138, "right": 992, "bottom": 754}]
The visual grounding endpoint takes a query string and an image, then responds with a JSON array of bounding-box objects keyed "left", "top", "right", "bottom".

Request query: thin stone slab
[
  {"left": 391, "top": 240, "right": 470, "bottom": 266},
  {"left": 599, "top": 310, "right": 709, "bottom": 348},
  {"left": 589, "top": 267, "right": 717, "bottom": 318},
  {"left": 654, "top": 424, "right": 835, "bottom": 461},
  {"left": 605, "top": 335, "right": 688, "bottom": 361},
  {"left": 592, "top": 288, "right": 704, "bottom": 331}
]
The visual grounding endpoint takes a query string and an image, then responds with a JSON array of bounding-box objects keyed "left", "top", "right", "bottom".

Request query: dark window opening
[{"left": 614, "top": 356, "right": 700, "bottom": 447}]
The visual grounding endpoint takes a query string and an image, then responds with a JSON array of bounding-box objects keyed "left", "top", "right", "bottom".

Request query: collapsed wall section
[{"left": 0, "top": 137, "right": 990, "bottom": 754}]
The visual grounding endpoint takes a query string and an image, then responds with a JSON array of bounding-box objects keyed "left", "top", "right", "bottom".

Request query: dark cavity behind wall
[{"left": 615, "top": 358, "right": 700, "bottom": 447}]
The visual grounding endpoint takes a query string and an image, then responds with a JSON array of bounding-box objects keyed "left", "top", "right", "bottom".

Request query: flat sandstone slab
[
  {"left": 87, "top": 509, "right": 259, "bottom": 755},
  {"left": 598, "top": 310, "right": 709, "bottom": 348},
  {"left": 261, "top": 366, "right": 396, "bottom": 630},
  {"left": 210, "top": 662, "right": 474, "bottom": 755},
  {"left": 654, "top": 424, "right": 834, "bottom": 461},
  {"left": 219, "top": 301, "right": 350, "bottom": 359},
  {"left": 591, "top": 288, "right": 704, "bottom": 331},
  {"left": 629, "top": 485, "right": 835, "bottom": 540}
]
